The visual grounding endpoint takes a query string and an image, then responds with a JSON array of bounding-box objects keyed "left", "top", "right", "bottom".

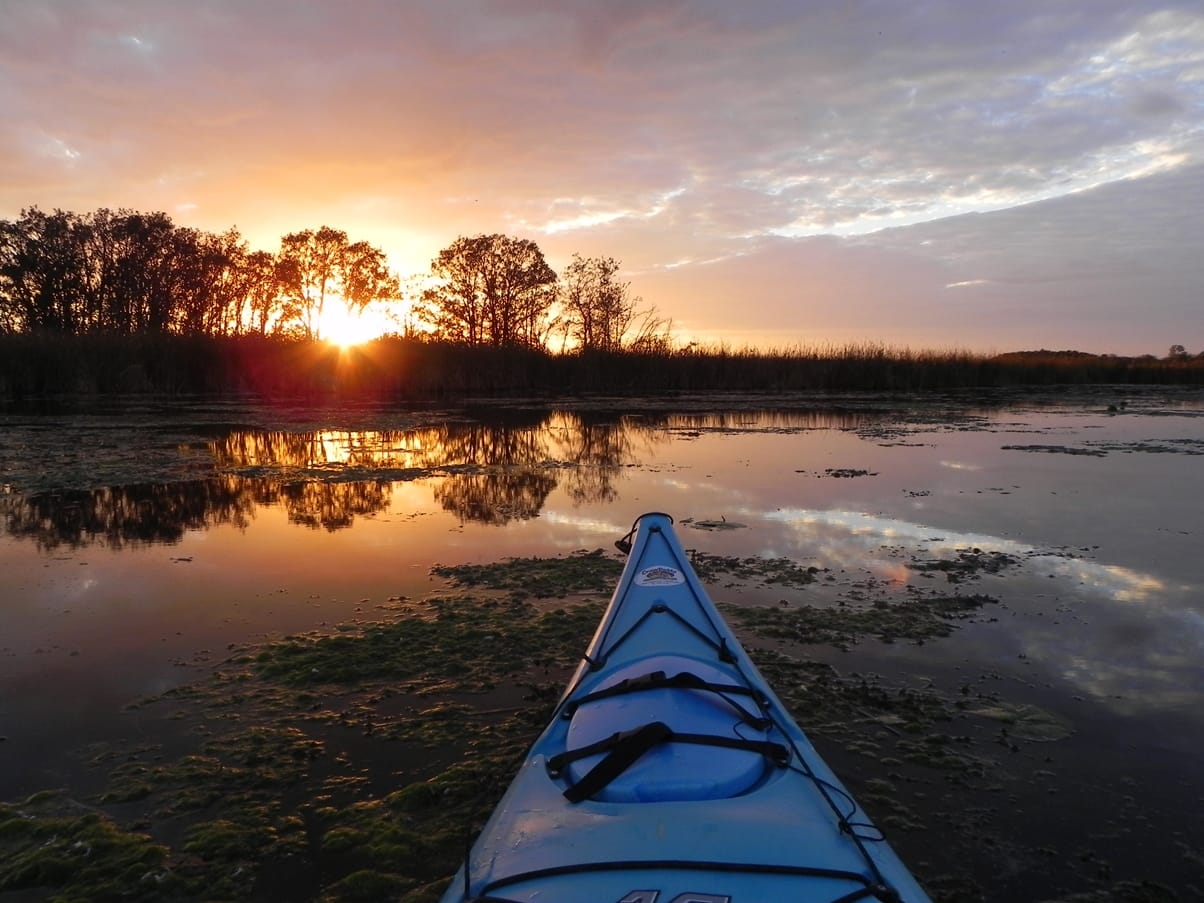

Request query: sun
[{"left": 317, "top": 300, "right": 395, "bottom": 348}]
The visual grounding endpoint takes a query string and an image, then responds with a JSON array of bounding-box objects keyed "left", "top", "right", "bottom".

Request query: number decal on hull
[{"left": 618, "top": 893, "right": 732, "bottom": 903}]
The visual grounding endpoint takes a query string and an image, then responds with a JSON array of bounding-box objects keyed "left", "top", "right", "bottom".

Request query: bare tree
[{"left": 558, "top": 254, "right": 667, "bottom": 351}]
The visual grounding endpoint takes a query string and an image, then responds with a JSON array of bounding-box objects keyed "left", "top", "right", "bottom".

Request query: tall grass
[{"left": 0, "top": 334, "right": 1201, "bottom": 402}]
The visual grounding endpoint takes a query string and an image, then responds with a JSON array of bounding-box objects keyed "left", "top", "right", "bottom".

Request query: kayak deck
[{"left": 443, "top": 513, "right": 931, "bottom": 903}]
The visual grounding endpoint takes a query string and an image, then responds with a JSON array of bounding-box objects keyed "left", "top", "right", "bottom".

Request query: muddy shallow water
[{"left": 1, "top": 387, "right": 1202, "bottom": 901}]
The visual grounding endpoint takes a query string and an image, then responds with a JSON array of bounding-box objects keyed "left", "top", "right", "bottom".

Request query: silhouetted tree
[
  {"left": 241, "top": 250, "right": 282, "bottom": 335},
  {"left": 277, "top": 226, "right": 346, "bottom": 339},
  {"left": 0, "top": 208, "right": 91, "bottom": 333},
  {"left": 559, "top": 253, "right": 669, "bottom": 352},
  {"left": 110, "top": 211, "right": 178, "bottom": 332},
  {"left": 418, "top": 234, "right": 557, "bottom": 347},
  {"left": 169, "top": 227, "right": 253, "bottom": 335},
  {"left": 276, "top": 227, "right": 400, "bottom": 339},
  {"left": 343, "top": 241, "right": 399, "bottom": 313},
  {"left": 0, "top": 479, "right": 257, "bottom": 550}
]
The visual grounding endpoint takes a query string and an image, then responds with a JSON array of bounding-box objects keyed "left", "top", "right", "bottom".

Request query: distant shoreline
[{"left": 1, "top": 333, "right": 1201, "bottom": 401}]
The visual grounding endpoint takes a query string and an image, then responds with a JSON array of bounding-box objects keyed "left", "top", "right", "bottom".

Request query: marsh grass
[{"left": 2, "top": 334, "right": 1201, "bottom": 401}]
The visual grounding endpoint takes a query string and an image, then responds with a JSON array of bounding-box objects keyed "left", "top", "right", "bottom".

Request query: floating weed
[
  {"left": 909, "top": 548, "right": 1022, "bottom": 583},
  {"left": 431, "top": 548, "right": 624, "bottom": 598},
  {"left": 101, "top": 727, "right": 324, "bottom": 812},
  {"left": 253, "top": 596, "right": 603, "bottom": 690},
  {"left": 968, "top": 702, "right": 1074, "bottom": 742},
  {"left": 681, "top": 517, "right": 748, "bottom": 531},
  {"left": 0, "top": 792, "right": 178, "bottom": 901},
  {"left": 725, "top": 592, "right": 998, "bottom": 649},
  {"left": 183, "top": 817, "right": 282, "bottom": 859},
  {"left": 327, "top": 869, "right": 411, "bottom": 901},
  {"left": 692, "top": 552, "right": 821, "bottom": 588}
]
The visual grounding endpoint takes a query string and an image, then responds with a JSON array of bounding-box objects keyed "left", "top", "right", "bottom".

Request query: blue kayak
[{"left": 441, "top": 512, "right": 932, "bottom": 903}]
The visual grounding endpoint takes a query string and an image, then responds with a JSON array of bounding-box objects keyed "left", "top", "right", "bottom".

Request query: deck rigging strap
[
  {"left": 562, "top": 669, "right": 771, "bottom": 728},
  {"left": 471, "top": 857, "right": 905, "bottom": 903},
  {"left": 549, "top": 720, "right": 789, "bottom": 803}
]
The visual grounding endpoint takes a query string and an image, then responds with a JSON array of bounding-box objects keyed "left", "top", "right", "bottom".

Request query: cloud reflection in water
[
  {"left": 765, "top": 506, "right": 1165, "bottom": 602},
  {"left": 764, "top": 507, "right": 1202, "bottom": 716}
]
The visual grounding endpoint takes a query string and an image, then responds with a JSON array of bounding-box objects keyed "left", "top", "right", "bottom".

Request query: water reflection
[
  {"left": 435, "top": 470, "right": 557, "bottom": 525},
  {"left": 765, "top": 507, "right": 1165, "bottom": 602},
  {"left": 279, "top": 480, "right": 393, "bottom": 531},
  {"left": 765, "top": 508, "right": 1201, "bottom": 713},
  {"left": 1, "top": 479, "right": 256, "bottom": 549},
  {"left": 0, "top": 477, "right": 397, "bottom": 549},
  {"left": 3, "top": 409, "right": 735, "bottom": 546},
  {"left": 206, "top": 411, "right": 650, "bottom": 479}
]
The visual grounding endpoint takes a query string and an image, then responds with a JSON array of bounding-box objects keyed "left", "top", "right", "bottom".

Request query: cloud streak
[{"left": 1, "top": 1, "right": 1201, "bottom": 353}]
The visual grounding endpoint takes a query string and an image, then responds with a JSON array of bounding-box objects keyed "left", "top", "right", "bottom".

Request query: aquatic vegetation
[
  {"left": 0, "top": 551, "right": 1144, "bottom": 901},
  {"left": 253, "top": 595, "right": 604, "bottom": 688},
  {"left": 968, "top": 702, "right": 1074, "bottom": 742},
  {"left": 691, "top": 551, "right": 821, "bottom": 588},
  {"left": 726, "top": 592, "right": 998, "bottom": 648},
  {"left": 0, "top": 792, "right": 178, "bottom": 901},
  {"left": 908, "top": 548, "right": 1021, "bottom": 583},
  {"left": 4, "top": 333, "right": 1204, "bottom": 402},
  {"left": 431, "top": 548, "right": 624, "bottom": 598}
]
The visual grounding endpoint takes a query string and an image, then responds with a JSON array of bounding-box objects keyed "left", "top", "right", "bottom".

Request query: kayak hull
[{"left": 440, "top": 512, "right": 931, "bottom": 902}]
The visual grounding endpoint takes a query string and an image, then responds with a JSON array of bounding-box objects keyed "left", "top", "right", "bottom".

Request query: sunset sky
[{"left": 2, "top": 1, "right": 1201, "bottom": 354}]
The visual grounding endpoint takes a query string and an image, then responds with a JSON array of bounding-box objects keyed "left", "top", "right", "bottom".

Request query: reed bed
[{"left": 1, "top": 334, "right": 1201, "bottom": 402}]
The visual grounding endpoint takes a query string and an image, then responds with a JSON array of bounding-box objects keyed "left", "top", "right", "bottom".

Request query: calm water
[{"left": 2, "top": 388, "right": 1203, "bottom": 898}]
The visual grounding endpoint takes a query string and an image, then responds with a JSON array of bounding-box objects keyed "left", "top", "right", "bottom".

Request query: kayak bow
[{"left": 441, "top": 512, "right": 931, "bottom": 903}]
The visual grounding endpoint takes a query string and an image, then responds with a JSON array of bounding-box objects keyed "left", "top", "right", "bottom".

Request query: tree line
[{"left": 0, "top": 207, "right": 668, "bottom": 351}]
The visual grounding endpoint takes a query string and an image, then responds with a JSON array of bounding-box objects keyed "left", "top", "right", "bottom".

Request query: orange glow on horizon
[{"left": 317, "top": 299, "right": 407, "bottom": 348}]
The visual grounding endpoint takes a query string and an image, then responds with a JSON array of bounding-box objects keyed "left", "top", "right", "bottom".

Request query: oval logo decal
[{"left": 635, "top": 566, "right": 685, "bottom": 586}]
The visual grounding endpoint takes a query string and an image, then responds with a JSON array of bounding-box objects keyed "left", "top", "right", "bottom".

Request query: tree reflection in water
[
  {"left": 0, "top": 412, "right": 647, "bottom": 547},
  {"left": 0, "top": 476, "right": 400, "bottom": 549},
  {"left": 1, "top": 408, "right": 849, "bottom": 548},
  {"left": 435, "top": 470, "right": 558, "bottom": 525},
  {"left": 278, "top": 480, "right": 393, "bottom": 531},
  {"left": 0, "top": 478, "right": 257, "bottom": 550}
]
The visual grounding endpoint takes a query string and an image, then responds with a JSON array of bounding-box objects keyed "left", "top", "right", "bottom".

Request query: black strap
[
  {"left": 561, "top": 721, "right": 673, "bottom": 803},
  {"left": 549, "top": 721, "right": 790, "bottom": 803},
  {"left": 563, "top": 670, "right": 769, "bottom": 727},
  {"left": 472, "top": 857, "right": 905, "bottom": 903}
]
